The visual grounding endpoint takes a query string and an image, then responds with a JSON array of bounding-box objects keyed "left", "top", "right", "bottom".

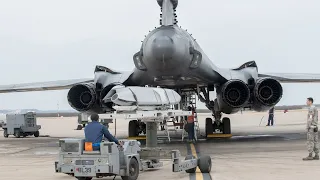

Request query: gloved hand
[{"left": 314, "top": 127, "right": 318, "bottom": 132}]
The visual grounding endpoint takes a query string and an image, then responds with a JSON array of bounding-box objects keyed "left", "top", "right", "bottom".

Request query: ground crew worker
[
  {"left": 84, "top": 113, "right": 122, "bottom": 150},
  {"left": 187, "top": 106, "right": 196, "bottom": 142},
  {"left": 266, "top": 107, "right": 274, "bottom": 126},
  {"left": 303, "top": 97, "right": 319, "bottom": 160}
]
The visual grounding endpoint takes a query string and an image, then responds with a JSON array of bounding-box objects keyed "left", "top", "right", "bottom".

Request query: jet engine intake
[
  {"left": 221, "top": 80, "right": 250, "bottom": 108},
  {"left": 67, "top": 83, "right": 97, "bottom": 112},
  {"left": 252, "top": 78, "right": 283, "bottom": 111}
]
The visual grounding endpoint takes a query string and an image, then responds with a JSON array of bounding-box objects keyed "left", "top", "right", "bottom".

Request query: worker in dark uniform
[
  {"left": 84, "top": 113, "right": 122, "bottom": 150},
  {"left": 266, "top": 107, "right": 275, "bottom": 126},
  {"left": 187, "top": 106, "right": 196, "bottom": 142}
]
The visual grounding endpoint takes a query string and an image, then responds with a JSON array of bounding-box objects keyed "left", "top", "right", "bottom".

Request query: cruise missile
[{"left": 102, "top": 86, "right": 181, "bottom": 106}]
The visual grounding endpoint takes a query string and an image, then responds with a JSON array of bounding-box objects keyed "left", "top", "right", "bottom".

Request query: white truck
[{"left": 2, "top": 111, "right": 41, "bottom": 138}]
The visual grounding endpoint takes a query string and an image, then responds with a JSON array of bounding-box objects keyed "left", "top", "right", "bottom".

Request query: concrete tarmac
[{"left": 0, "top": 110, "right": 319, "bottom": 180}]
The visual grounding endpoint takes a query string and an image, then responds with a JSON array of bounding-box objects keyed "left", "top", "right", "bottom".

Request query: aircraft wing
[
  {"left": 0, "top": 78, "right": 93, "bottom": 93},
  {"left": 258, "top": 73, "right": 320, "bottom": 83}
]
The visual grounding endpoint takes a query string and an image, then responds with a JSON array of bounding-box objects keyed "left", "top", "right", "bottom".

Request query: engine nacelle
[
  {"left": 217, "top": 80, "right": 250, "bottom": 114},
  {"left": 252, "top": 78, "right": 283, "bottom": 111},
  {"left": 67, "top": 83, "right": 97, "bottom": 112}
]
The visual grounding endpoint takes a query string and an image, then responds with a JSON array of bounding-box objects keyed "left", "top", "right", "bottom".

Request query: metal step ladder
[
  {"left": 159, "top": 104, "right": 186, "bottom": 142},
  {"left": 190, "top": 94, "right": 200, "bottom": 141},
  {"left": 162, "top": 117, "right": 187, "bottom": 142},
  {"left": 179, "top": 93, "right": 200, "bottom": 141}
]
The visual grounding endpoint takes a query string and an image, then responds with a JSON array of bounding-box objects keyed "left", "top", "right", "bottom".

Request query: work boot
[
  {"left": 314, "top": 153, "right": 319, "bottom": 160},
  {"left": 303, "top": 153, "right": 314, "bottom": 161}
]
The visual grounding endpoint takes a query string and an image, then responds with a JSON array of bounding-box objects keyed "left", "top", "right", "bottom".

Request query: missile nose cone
[{"left": 152, "top": 36, "right": 175, "bottom": 61}]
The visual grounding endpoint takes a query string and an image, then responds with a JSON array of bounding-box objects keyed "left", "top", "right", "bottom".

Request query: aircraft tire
[
  {"left": 222, "top": 117, "right": 231, "bottom": 134},
  {"left": 128, "top": 120, "right": 139, "bottom": 137},
  {"left": 205, "top": 118, "right": 213, "bottom": 137}
]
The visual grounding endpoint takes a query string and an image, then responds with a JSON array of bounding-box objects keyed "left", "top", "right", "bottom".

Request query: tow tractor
[
  {"left": 55, "top": 139, "right": 142, "bottom": 180},
  {"left": 55, "top": 138, "right": 212, "bottom": 180}
]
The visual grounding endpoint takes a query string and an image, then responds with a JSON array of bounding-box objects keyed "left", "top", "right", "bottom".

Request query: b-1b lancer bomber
[{"left": 1, "top": 0, "right": 320, "bottom": 137}]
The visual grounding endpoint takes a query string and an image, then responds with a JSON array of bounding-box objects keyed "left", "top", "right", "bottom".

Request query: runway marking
[
  {"left": 187, "top": 143, "right": 212, "bottom": 180},
  {"left": 127, "top": 136, "right": 146, "bottom": 140},
  {"left": 207, "top": 134, "right": 232, "bottom": 138},
  {"left": 193, "top": 144, "right": 212, "bottom": 180},
  {"left": 190, "top": 143, "right": 203, "bottom": 180}
]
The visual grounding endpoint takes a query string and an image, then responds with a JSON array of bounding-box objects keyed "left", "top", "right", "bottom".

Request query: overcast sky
[{"left": 0, "top": 0, "right": 320, "bottom": 110}]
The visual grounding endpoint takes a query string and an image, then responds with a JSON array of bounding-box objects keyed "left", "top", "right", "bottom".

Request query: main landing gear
[
  {"left": 179, "top": 87, "right": 232, "bottom": 138},
  {"left": 205, "top": 117, "right": 231, "bottom": 137},
  {"left": 196, "top": 85, "right": 232, "bottom": 138}
]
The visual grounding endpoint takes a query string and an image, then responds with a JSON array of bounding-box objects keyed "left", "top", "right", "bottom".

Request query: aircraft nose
[{"left": 151, "top": 36, "right": 175, "bottom": 61}]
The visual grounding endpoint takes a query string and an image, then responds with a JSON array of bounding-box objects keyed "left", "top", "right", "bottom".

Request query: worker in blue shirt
[
  {"left": 266, "top": 107, "right": 275, "bottom": 126},
  {"left": 84, "top": 113, "right": 122, "bottom": 150}
]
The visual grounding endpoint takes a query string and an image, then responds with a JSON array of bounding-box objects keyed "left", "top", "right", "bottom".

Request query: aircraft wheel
[
  {"left": 128, "top": 120, "right": 139, "bottom": 137},
  {"left": 198, "top": 155, "right": 212, "bottom": 173},
  {"left": 3, "top": 129, "right": 8, "bottom": 138},
  {"left": 222, "top": 117, "right": 231, "bottom": 134},
  {"left": 185, "top": 155, "right": 197, "bottom": 173},
  {"left": 34, "top": 131, "right": 40, "bottom": 137},
  {"left": 205, "top": 118, "right": 213, "bottom": 137},
  {"left": 121, "top": 157, "right": 139, "bottom": 180}
]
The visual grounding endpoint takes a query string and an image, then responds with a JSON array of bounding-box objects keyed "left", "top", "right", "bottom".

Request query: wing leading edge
[
  {"left": 259, "top": 73, "right": 320, "bottom": 83},
  {"left": 0, "top": 78, "right": 93, "bottom": 93}
]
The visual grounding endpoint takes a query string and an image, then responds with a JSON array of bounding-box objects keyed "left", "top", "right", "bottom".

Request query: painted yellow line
[
  {"left": 127, "top": 136, "right": 146, "bottom": 140},
  {"left": 207, "top": 134, "right": 232, "bottom": 138},
  {"left": 190, "top": 143, "right": 203, "bottom": 180}
]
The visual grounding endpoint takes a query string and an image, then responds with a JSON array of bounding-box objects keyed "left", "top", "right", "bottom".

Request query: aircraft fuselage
[{"left": 130, "top": 25, "right": 225, "bottom": 88}]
